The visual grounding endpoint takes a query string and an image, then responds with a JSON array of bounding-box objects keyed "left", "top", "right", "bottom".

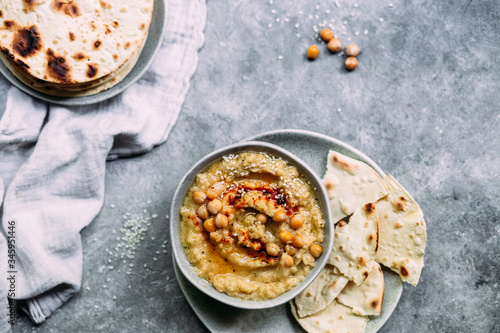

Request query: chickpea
[
  {"left": 279, "top": 230, "right": 293, "bottom": 244},
  {"left": 289, "top": 214, "right": 305, "bottom": 229},
  {"left": 281, "top": 253, "right": 294, "bottom": 267},
  {"left": 266, "top": 243, "right": 280, "bottom": 257},
  {"left": 310, "top": 244, "right": 324, "bottom": 258},
  {"left": 306, "top": 45, "right": 319, "bottom": 60},
  {"left": 273, "top": 210, "right": 287, "bottom": 223},
  {"left": 345, "top": 43, "right": 360, "bottom": 57},
  {"left": 197, "top": 205, "right": 209, "bottom": 220},
  {"left": 203, "top": 219, "right": 216, "bottom": 233},
  {"left": 206, "top": 188, "right": 217, "bottom": 200},
  {"left": 345, "top": 57, "right": 358, "bottom": 71},
  {"left": 192, "top": 191, "right": 206, "bottom": 204},
  {"left": 214, "top": 213, "right": 228, "bottom": 228},
  {"left": 256, "top": 213, "right": 268, "bottom": 224},
  {"left": 286, "top": 245, "right": 298, "bottom": 256},
  {"left": 319, "top": 28, "right": 334, "bottom": 42},
  {"left": 207, "top": 199, "right": 223, "bottom": 214},
  {"left": 292, "top": 235, "right": 304, "bottom": 248},
  {"left": 327, "top": 38, "right": 342, "bottom": 53}
]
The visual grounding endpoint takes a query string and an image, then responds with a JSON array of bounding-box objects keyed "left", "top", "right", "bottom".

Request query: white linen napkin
[{"left": 0, "top": 0, "right": 206, "bottom": 329}]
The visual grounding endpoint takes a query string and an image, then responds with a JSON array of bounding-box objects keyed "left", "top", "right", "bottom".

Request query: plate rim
[
  {"left": 173, "top": 129, "right": 404, "bottom": 333},
  {"left": 0, "top": 0, "right": 167, "bottom": 106}
]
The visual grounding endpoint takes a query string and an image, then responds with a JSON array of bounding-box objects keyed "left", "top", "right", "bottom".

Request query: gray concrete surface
[{"left": 6, "top": 0, "right": 500, "bottom": 332}]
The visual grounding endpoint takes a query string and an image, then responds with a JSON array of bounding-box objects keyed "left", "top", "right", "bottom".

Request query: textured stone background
[{"left": 5, "top": 0, "right": 499, "bottom": 332}]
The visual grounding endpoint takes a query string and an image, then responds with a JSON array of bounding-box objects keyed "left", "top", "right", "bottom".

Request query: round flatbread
[{"left": 0, "top": 0, "right": 153, "bottom": 94}]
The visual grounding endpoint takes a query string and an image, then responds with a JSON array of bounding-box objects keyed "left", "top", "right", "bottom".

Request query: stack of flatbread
[
  {"left": 0, "top": 0, "right": 154, "bottom": 97},
  {"left": 291, "top": 151, "right": 427, "bottom": 333}
]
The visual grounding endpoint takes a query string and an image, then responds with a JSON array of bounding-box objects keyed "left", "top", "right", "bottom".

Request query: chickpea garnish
[
  {"left": 266, "top": 243, "right": 280, "bottom": 257},
  {"left": 206, "top": 188, "right": 217, "bottom": 200},
  {"left": 289, "top": 213, "right": 304, "bottom": 229},
  {"left": 281, "top": 253, "right": 294, "bottom": 267},
  {"left": 197, "top": 205, "right": 209, "bottom": 220},
  {"left": 203, "top": 218, "right": 216, "bottom": 233},
  {"left": 279, "top": 230, "right": 293, "bottom": 243},
  {"left": 345, "top": 43, "right": 360, "bottom": 57},
  {"left": 292, "top": 235, "right": 304, "bottom": 248},
  {"left": 286, "top": 245, "right": 298, "bottom": 256},
  {"left": 306, "top": 45, "right": 319, "bottom": 60},
  {"left": 214, "top": 213, "right": 228, "bottom": 228},
  {"left": 192, "top": 191, "right": 206, "bottom": 204},
  {"left": 327, "top": 38, "right": 342, "bottom": 53},
  {"left": 256, "top": 213, "right": 268, "bottom": 224},
  {"left": 207, "top": 199, "right": 222, "bottom": 214},
  {"left": 345, "top": 57, "right": 358, "bottom": 71},
  {"left": 310, "top": 244, "right": 323, "bottom": 258},
  {"left": 273, "top": 210, "right": 287, "bottom": 223},
  {"left": 319, "top": 28, "right": 334, "bottom": 42}
]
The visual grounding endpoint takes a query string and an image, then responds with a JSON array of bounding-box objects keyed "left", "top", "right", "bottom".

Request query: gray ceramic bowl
[{"left": 170, "top": 141, "right": 334, "bottom": 309}]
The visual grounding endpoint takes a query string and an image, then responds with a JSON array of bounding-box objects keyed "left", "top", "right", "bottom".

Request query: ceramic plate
[
  {"left": 174, "top": 129, "right": 403, "bottom": 332},
  {"left": 0, "top": 0, "right": 166, "bottom": 106}
]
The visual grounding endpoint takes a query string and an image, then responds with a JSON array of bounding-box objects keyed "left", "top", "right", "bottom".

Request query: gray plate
[
  {"left": 0, "top": 0, "right": 166, "bottom": 106},
  {"left": 174, "top": 129, "right": 403, "bottom": 333}
]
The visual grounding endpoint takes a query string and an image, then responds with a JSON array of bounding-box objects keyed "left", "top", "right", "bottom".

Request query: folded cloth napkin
[{"left": 0, "top": 0, "right": 206, "bottom": 329}]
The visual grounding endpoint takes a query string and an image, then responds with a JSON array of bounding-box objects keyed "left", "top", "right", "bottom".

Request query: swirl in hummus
[{"left": 180, "top": 152, "right": 325, "bottom": 300}]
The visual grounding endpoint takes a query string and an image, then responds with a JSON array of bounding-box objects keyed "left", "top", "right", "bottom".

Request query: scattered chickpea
[
  {"left": 203, "top": 219, "right": 216, "bottom": 233},
  {"left": 327, "top": 38, "right": 342, "bottom": 53},
  {"left": 281, "top": 253, "right": 294, "bottom": 267},
  {"left": 273, "top": 210, "right": 287, "bottom": 223},
  {"left": 266, "top": 243, "right": 280, "bottom": 257},
  {"left": 206, "top": 188, "right": 217, "bottom": 200},
  {"left": 196, "top": 205, "right": 209, "bottom": 220},
  {"left": 319, "top": 28, "right": 334, "bottom": 42},
  {"left": 306, "top": 45, "right": 319, "bottom": 60},
  {"left": 214, "top": 213, "right": 228, "bottom": 228},
  {"left": 310, "top": 244, "right": 323, "bottom": 258},
  {"left": 192, "top": 191, "right": 206, "bottom": 204},
  {"left": 345, "top": 43, "right": 360, "bottom": 57},
  {"left": 256, "top": 213, "right": 268, "bottom": 224},
  {"left": 279, "top": 230, "right": 293, "bottom": 243},
  {"left": 286, "top": 245, "right": 298, "bottom": 255},
  {"left": 292, "top": 235, "right": 305, "bottom": 248},
  {"left": 289, "top": 213, "right": 305, "bottom": 229},
  {"left": 207, "top": 199, "right": 223, "bottom": 214},
  {"left": 345, "top": 56, "right": 358, "bottom": 71}
]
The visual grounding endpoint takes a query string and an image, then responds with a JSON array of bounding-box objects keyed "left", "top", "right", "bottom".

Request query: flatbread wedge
[
  {"left": 336, "top": 262, "right": 385, "bottom": 316},
  {"left": 294, "top": 265, "right": 349, "bottom": 318},
  {"left": 323, "top": 151, "right": 388, "bottom": 223},
  {"left": 328, "top": 203, "right": 379, "bottom": 285},
  {"left": 291, "top": 299, "right": 368, "bottom": 333},
  {"left": 375, "top": 174, "right": 427, "bottom": 286}
]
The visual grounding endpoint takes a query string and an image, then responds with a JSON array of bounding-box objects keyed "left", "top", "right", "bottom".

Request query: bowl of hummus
[{"left": 170, "top": 141, "right": 334, "bottom": 309}]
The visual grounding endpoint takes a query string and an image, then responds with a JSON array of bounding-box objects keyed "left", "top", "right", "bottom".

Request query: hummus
[{"left": 180, "top": 152, "right": 325, "bottom": 300}]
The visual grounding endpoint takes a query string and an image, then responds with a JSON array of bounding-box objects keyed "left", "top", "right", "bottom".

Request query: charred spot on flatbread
[
  {"left": 23, "top": 0, "right": 43, "bottom": 13},
  {"left": 68, "top": 31, "right": 75, "bottom": 41},
  {"left": 15, "top": 59, "right": 29, "bottom": 70},
  {"left": 0, "top": 9, "right": 3, "bottom": 17},
  {"left": 400, "top": 264, "right": 409, "bottom": 277},
  {"left": 93, "top": 39, "right": 102, "bottom": 49},
  {"left": 86, "top": 63, "right": 98, "bottom": 78},
  {"left": 52, "top": 0, "right": 81, "bottom": 17},
  {"left": 370, "top": 299, "right": 379, "bottom": 309},
  {"left": 394, "top": 195, "right": 408, "bottom": 211},
  {"left": 13, "top": 26, "right": 42, "bottom": 58},
  {"left": 4, "top": 20, "right": 16, "bottom": 29},
  {"left": 99, "top": 0, "right": 112, "bottom": 9},
  {"left": 46, "top": 48, "right": 71, "bottom": 83},
  {"left": 364, "top": 202, "right": 376, "bottom": 215},
  {"left": 331, "top": 152, "right": 359, "bottom": 174},
  {"left": 73, "top": 52, "right": 88, "bottom": 61}
]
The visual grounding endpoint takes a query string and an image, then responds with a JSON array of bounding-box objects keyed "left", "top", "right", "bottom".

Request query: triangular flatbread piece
[
  {"left": 336, "top": 262, "right": 385, "bottom": 316},
  {"left": 328, "top": 203, "right": 379, "bottom": 285},
  {"left": 375, "top": 174, "right": 427, "bottom": 286},
  {"left": 294, "top": 265, "right": 349, "bottom": 318},
  {"left": 291, "top": 299, "right": 368, "bottom": 333},
  {"left": 323, "top": 151, "right": 388, "bottom": 223}
]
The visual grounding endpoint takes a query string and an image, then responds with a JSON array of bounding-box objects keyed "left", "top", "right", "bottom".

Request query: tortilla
[
  {"left": 336, "top": 262, "right": 385, "bottom": 316},
  {"left": 294, "top": 265, "right": 349, "bottom": 318},
  {"left": 327, "top": 202, "right": 379, "bottom": 285},
  {"left": 291, "top": 299, "right": 368, "bottom": 333},
  {"left": 374, "top": 174, "right": 427, "bottom": 286},
  {"left": 0, "top": 0, "right": 153, "bottom": 95},
  {"left": 323, "top": 151, "right": 388, "bottom": 223}
]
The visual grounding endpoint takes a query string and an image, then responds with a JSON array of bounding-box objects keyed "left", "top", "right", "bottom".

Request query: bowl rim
[{"left": 169, "top": 141, "right": 334, "bottom": 309}]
